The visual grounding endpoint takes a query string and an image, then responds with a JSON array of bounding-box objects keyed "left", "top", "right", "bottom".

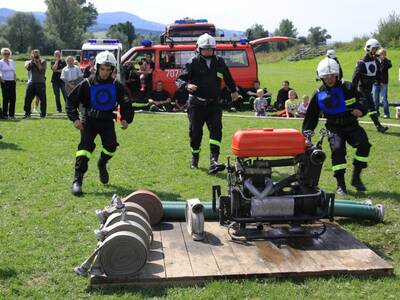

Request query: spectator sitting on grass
[
  {"left": 172, "top": 89, "right": 188, "bottom": 112},
  {"left": 274, "top": 80, "right": 293, "bottom": 110},
  {"left": 275, "top": 89, "right": 299, "bottom": 118},
  {"left": 247, "top": 80, "right": 272, "bottom": 109},
  {"left": 253, "top": 89, "right": 268, "bottom": 117},
  {"left": 148, "top": 80, "right": 172, "bottom": 112},
  {"left": 296, "top": 95, "right": 309, "bottom": 118}
]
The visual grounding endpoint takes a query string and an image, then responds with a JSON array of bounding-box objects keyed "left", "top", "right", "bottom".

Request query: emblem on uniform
[
  {"left": 90, "top": 84, "right": 117, "bottom": 111},
  {"left": 317, "top": 87, "right": 346, "bottom": 115}
]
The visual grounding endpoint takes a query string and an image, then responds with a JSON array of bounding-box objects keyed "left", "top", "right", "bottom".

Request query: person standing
[
  {"left": 51, "top": 50, "right": 68, "bottom": 113},
  {"left": 23, "top": 49, "right": 47, "bottom": 118},
  {"left": 303, "top": 58, "right": 371, "bottom": 195},
  {"left": 372, "top": 48, "right": 392, "bottom": 118},
  {"left": 66, "top": 51, "right": 134, "bottom": 196},
  {"left": 0, "top": 48, "right": 16, "bottom": 119},
  {"left": 83, "top": 56, "right": 95, "bottom": 79},
  {"left": 326, "top": 49, "right": 343, "bottom": 81},
  {"left": 352, "top": 38, "right": 388, "bottom": 133},
  {"left": 61, "top": 56, "right": 83, "bottom": 95},
  {"left": 176, "top": 33, "right": 239, "bottom": 174}
]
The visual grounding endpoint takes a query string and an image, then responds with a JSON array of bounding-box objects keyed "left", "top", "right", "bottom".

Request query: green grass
[{"left": 0, "top": 50, "right": 399, "bottom": 299}]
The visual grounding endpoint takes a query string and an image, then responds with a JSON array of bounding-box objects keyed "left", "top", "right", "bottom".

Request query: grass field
[{"left": 0, "top": 50, "right": 399, "bottom": 299}]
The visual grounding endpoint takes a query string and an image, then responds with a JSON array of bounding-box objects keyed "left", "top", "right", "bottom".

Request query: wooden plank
[
  {"left": 160, "top": 222, "right": 193, "bottom": 278},
  {"left": 205, "top": 222, "right": 247, "bottom": 275},
  {"left": 181, "top": 222, "right": 221, "bottom": 277},
  {"left": 218, "top": 226, "right": 271, "bottom": 274},
  {"left": 137, "top": 225, "right": 166, "bottom": 278}
]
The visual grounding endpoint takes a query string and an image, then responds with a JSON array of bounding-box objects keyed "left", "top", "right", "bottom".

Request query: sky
[{"left": 0, "top": 0, "right": 398, "bottom": 41}]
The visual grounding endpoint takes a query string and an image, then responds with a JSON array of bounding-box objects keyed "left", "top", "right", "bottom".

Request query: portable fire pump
[{"left": 212, "top": 128, "right": 335, "bottom": 240}]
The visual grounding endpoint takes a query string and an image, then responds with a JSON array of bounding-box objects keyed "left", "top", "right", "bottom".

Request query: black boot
[
  {"left": 370, "top": 113, "right": 388, "bottom": 133},
  {"left": 191, "top": 154, "right": 199, "bottom": 169},
  {"left": 351, "top": 166, "right": 367, "bottom": 192},
  {"left": 208, "top": 153, "right": 226, "bottom": 174},
  {"left": 335, "top": 173, "right": 347, "bottom": 195},
  {"left": 71, "top": 172, "right": 84, "bottom": 196},
  {"left": 98, "top": 153, "right": 111, "bottom": 184}
]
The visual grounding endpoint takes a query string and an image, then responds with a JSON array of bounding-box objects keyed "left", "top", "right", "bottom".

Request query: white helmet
[
  {"left": 326, "top": 49, "right": 336, "bottom": 59},
  {"left": 94, "top": 50, "right": 117, "bottom": 70},
  {"left": 317, "top": 58, "right": 340, "bottom": 78},
  {"left": 364, "top": 38, "right": 381, "bottom": 53},
  {"left": 197, "top": 33, "right": 216, "bottom": 49}
]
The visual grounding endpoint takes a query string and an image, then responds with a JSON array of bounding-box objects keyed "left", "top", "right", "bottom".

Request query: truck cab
[{"left": 81, "top": 39, "right": 123, "bottom": 79}]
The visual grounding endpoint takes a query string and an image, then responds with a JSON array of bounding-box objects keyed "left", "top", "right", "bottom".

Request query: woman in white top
[
  {"left": 0, "top": 48, "right": 16, "bottom": 118},
  {"left": 61, "top": 56, "right": 83, "bottom": 95}
]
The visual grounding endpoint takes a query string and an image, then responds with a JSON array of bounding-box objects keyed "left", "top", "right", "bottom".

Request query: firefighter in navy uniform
[
  {"left": 176, "top": 33, "right": 239, "bottom": 174},
  {"left": 352, "top": 38, "right": 388, "bottom": 133},
  {"left": 66, "top": 51, "right": 134, "bottom": 196},
  {"left": 303, "top": 58, "right": 371, "bottom": 195}
]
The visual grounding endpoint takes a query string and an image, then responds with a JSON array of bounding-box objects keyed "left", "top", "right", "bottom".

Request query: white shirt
[
  {"left": 0, "top": 59, "right": 15, "bottom": 81},
  {"left": 61, "top": 65, "right": 83, "bottom": 82}
]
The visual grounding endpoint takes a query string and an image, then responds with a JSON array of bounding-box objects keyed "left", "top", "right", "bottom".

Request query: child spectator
[
  {"left": 172, "top": 89, "right": 188, "bottom": 112},
  {"left": 247, "top": 80, "right": 272, "bottom": 109},
  {"left": 253, "top": 89, "right": 268, "bottom": 117},
  {"left": 296, "top": 95, "right": 309, "bottom": 118}
]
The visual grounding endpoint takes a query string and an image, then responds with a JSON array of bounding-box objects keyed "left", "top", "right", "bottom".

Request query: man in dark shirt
[
  {"left": 372, "top": 48, "right": 392, "bottom": 118},
  {"left": 176, "top": 33, "right": 239, "bottom": 174},
  {"left": 247, "top": 80, "right": 272, "bottom": 109},
  {"left": 51, "top": 50, "right": 67, "bottom": 113},
  {"left": 172, "top": 88, "right": 189, "bottom": 112},
  {"left": 83, "top": 56, "right": 95, "bottom": 79},
  {"left": 148, "top": 80, "right": 172, "bottom": 111},
  {"left": 275, "top": 80, "right": 292, "bottom": 110}
]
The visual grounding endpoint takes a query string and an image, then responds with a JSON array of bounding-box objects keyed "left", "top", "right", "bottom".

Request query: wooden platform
[{"left": 90, "top": 222, "right": 393, "bottom": 288}]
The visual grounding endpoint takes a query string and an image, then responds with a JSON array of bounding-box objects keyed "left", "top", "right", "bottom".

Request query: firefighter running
[
  {"left": 302, "top": 58, "right": 371, "bottom": 195},
  {"left": 352, "top": 38, "right": 388, "bottom": 133},
  {"left": 66, "top": 51, "right": 134, "bottom": 196},
  {"left": 176, "top": 33, "right": 239, "bottom": 174}
]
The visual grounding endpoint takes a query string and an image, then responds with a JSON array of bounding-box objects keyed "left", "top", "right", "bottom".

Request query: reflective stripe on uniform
[
  {"left": 76, "top": 150, "right": 92, "bottom": 159},
  {"left": 102, "top": 149, "right": 115, "bottom": 157},
  {"left": 209, "top": 139, "right": 221, "bottom": 147},
  {"left": 217, "top": 72, "right": 223, "bottom": 79},
  {"left": 332, "top": 163, "right": 347, "bottom": 172},
  {"left": 345, "top": 99, "right": 356, "bottom": 106},
  {"left": 368, "top": 111, "right": 377, "bottom": 116},
  {"left": 354, "top": 155, "right": 368, "bottom": 162},
  {"left": 191, "top": 148, "right": 201, "bottom": 154}
]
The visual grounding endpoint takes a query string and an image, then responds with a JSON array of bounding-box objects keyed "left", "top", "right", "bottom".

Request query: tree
[
  {"left": 246, "top": 23, "right": 269, "bottom": 40},
  {"left": 3, "top": 12, "right": 46, "bottom": 53},
  {"left": 77, "top": 0, "right": 98, "bottom": 31},
  {"left": 44, "top": 0, "right": 98, "bottom": 48},
  {"left": 106, "top": 22, "right": 136, "bottom": 50},
  {"left": 274, "top": 19, "right": 298, "bottom": 50},
  {"left": 245, "top": 23, "right": 269, "bottom": 52},
  {"left": 375, "top": 12, "right": 400, "bottom": 47},
  {"left": 307, "top": 27, "right": 331, "bottom": 47},
  {"left": 275, "top": 19, "right": 298, "bottom": 38}
]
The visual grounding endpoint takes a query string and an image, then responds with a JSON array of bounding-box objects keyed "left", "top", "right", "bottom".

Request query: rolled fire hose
[
  {"left": 160, "top": 199, "right": 385, "bottom": 222},
  {"left": 75, "top": 211, "right": 153, "bottom": 277},
  {"left": 96, "top": 202, "right": 151, "bottom": 224},
  {"left": 123, "top": 190, "right": 163, "bottom": 225}
]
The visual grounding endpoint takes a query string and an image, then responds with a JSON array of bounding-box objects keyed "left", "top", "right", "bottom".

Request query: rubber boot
[
  {"left": 191, "top": 154, "right": 199, "bottom": 169},
  {"left": 335, "top": 173, "right": 347, "bottom": 196},
  {"left": 71, "top": 172, "right": 84, "bottom": 196},
  {"left": 351, "top": 165, "right": 367, "bottom": 192},
  {"left": 98, "top": 153, "right": 111, "bottom": 184},
  {"left": 370, "top": 113, "right": 388, "bottom": 133},
  {"left": 208, "top": 153, "right": 226, "bottom": 175}
]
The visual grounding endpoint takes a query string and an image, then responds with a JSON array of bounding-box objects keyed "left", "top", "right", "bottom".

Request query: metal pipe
[{"left": 161, "top": 200, "right": 384, "bottom": 222}]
